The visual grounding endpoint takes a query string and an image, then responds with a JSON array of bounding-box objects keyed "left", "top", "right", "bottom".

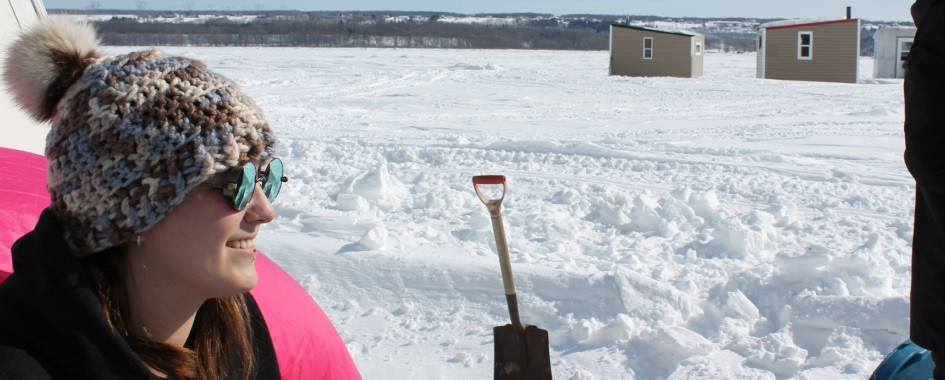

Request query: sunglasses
[{"left": 205, "top": 158, "right": 288, "bottom": 211}]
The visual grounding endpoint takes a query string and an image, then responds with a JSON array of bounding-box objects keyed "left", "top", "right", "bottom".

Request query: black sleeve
[
  {"left": 0, "top": 346, "right": 52, "bottom": 380},
  {"left": 244, "top": 293, "right": 281, "bottom": 380},
  {"left": 905, "top": 2, "right": 945, "bottom": 195},
  {"left": 913, "top": 0, "right": 945, "bottom": 27}
]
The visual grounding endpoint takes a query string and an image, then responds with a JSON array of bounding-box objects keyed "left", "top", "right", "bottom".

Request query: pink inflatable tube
[{"left": 0, "top": 147, "right": 360, "bottom": 379}]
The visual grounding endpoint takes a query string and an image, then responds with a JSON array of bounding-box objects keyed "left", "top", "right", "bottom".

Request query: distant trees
[
  {"left": 860, "top": 28, "right": 876, "bottom": 56},
  {"left": 703, "top": 32, "right": 756, "bottom": 52},
  {"left": 54, "top": 10, "right": 901, "bottom": 54},
  {"left": 91, "top": 12, "right": 610, "bottom": 49}
]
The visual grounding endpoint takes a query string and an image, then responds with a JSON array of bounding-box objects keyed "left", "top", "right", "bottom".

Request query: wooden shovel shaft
[
  {"left": 490, "top": 216, "right": 515, "bottom": 295},
  {"left": 473, "top": 175, "right": 525, "bottom": 333},
  {"left": 490, "top": 215, "right": 524, "bottom": 333}
]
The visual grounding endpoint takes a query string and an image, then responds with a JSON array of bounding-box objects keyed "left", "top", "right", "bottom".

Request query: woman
[
  {"left": 0, "top": 19, "right": 284, "bottom": 379},
  {"left": 905, "top": 0, "right": 945, "bottom": 378}
]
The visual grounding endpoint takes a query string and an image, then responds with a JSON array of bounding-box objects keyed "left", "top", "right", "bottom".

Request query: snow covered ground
[{"left": 30, "top": 47, "right": 916, "bottom": 378}]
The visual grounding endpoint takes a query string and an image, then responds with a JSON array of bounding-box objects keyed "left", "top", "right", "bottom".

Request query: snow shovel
[{"left": 473, "top": 175, "right": 552, "bottom": 380}]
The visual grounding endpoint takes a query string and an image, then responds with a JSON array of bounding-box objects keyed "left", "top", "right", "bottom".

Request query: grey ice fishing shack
[{"left": 873, "top": 27, "right": 916, "bottom": 79}]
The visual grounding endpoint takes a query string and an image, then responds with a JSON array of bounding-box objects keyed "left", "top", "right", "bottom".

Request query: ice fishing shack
[
  {"left": 756, "top": 9, "right": 861, "bottom": 84},
  {"left": 609, "top": 23, "right": 704, "bottom": 78},
  {"left": 873, "top": 27, "right": 916, "bottom": 79}
]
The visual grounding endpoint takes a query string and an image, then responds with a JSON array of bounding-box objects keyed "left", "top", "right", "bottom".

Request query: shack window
[
  {"left": 900, "top": 40, "right": 913, "bottom": 67},
  {"left": 643, "top": 37, "right": 653, "bottom": 59},
  {"left": 798, "top": 32, "right": 812, "bottom": 60},
  {"left": 695, "top": 42, "right": 702, "bottom": 55}
]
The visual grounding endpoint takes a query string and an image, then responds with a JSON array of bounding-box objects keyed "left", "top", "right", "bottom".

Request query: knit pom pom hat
[{"left": 3, "top": 19, "right": 276, "bottom": 255}]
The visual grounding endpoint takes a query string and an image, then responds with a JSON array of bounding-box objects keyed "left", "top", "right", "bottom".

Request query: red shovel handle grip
[
  {"left": 472, "top": 175, "right": 506, "bottom": 218},
  {"left": 472, "top": 175, "right": 506, "bottom": 185}
]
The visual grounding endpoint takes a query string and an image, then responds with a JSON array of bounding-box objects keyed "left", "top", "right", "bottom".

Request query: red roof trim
[{"left": 765, "top": 18, "right": 858, "bottom": 30}]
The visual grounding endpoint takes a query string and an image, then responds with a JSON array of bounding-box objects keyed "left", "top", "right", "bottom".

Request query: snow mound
[{"left": 340, "top": 161, "right": 408, "bottom": 209}]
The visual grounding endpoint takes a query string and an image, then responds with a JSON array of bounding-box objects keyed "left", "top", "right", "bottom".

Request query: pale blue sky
[{"left": 46, "top": 0, "right": 914, "bottom": 22}]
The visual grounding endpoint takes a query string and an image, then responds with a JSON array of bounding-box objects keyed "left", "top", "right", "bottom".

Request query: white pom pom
[{"left": 3, "top": 17, "right": 101, "bottom": 121}]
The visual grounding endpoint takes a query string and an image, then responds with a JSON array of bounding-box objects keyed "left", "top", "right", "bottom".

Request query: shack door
[{"left": 896, "top": 37, "right": 913, "bottom": 79}]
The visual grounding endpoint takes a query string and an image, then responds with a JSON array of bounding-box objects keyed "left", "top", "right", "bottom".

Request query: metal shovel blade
[{"left": 494, "top": 324, "right": 552, "bottom": 380}]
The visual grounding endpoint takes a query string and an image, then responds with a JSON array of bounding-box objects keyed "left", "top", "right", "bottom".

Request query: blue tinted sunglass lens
[
  {"left": 263, "top": 158, "right": 283, "bottom": 202},
  {"left": 233, "top": 162, "right": 257, "bottom": 210}
]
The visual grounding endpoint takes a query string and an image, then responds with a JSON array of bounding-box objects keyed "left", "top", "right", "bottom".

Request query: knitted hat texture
[{"left": 3, "top": 19, "right": 276, "bottom": 255}]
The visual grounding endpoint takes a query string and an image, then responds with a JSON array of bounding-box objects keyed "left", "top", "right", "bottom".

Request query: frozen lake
[{"left": 17, "top": 46, "right": 914, "bottom": 379}]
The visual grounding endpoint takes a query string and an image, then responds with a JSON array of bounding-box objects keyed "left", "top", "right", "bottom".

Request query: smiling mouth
[{"left": 226, "top": 238, "right": 256, "bottom": 250}]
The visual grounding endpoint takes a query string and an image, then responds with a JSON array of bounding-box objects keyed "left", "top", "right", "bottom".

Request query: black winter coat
[
  {"left": 905, "top": 0, "right": 945, "bottom": 353},
  {"left": 0, "top": 209, "right": 281, "bottom": 379}
]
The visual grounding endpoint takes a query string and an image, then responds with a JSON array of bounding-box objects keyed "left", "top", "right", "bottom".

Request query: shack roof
[
  {"left": 611, "top": 23, "right": 701, "bottom": 37},
  {"left": 759, "top": 18, "right": 859, "bottom": 31}
]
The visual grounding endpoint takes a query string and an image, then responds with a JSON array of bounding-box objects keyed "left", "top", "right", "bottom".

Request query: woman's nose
[{"left": 245, "top": 183, "right": 276, "bottom": 223}]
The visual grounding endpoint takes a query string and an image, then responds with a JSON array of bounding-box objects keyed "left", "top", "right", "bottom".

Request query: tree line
[
  {"left": 57, "top": 10, "right": 898, "bottom": 53},
  {"left": 92, "top": 13, "right": 611, "bottom": 50}
]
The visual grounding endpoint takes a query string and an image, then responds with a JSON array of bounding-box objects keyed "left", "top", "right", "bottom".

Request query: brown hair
[{"left": 82, "top": 247, "right": 256, "bottom": 379}]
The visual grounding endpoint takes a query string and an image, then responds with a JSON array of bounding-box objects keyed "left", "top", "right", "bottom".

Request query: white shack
[{"left": 873, "top": 27, "right": 916, "bottom": 79}]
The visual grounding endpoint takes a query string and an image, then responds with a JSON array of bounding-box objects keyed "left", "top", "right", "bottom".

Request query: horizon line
[{"left": 47, "top": 9, "right": 913, "bottom": 23}]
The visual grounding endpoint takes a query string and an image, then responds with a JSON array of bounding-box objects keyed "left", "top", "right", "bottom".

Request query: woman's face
[{"left": 131, "top": 175, "right": 276, "bottom": 300}]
